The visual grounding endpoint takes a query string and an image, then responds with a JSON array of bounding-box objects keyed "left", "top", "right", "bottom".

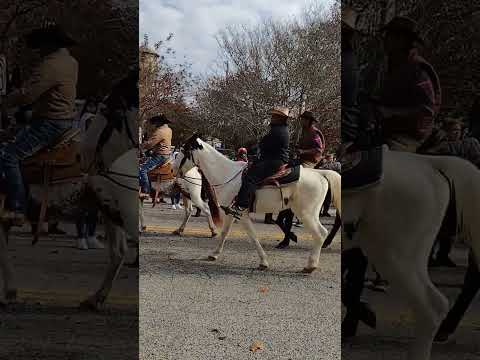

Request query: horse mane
[{"left": 199, "top": 169, "right": 223, "bottom": 228}]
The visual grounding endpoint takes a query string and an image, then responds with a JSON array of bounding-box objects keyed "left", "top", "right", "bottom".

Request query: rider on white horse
[
  {"left": 0, "top": 24, "right": 78, "bottom": 224},
  {"left": 275, "top": 110, "right": 325, "bottom": 249},
  {"left": 139, "top": 114, "right": 172, "bottom": 198},
  {"left": 224, "top": 106, "right": 290, "bottom": 219}
]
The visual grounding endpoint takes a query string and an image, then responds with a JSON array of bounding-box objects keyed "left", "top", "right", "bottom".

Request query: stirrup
[{"left": 221, "top": 205, "right": 246, "bottom": 220}]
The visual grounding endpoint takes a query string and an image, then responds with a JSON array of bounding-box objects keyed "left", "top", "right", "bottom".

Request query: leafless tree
[{"left": 191, "top": 3, "right": 340, "bottom": 151}]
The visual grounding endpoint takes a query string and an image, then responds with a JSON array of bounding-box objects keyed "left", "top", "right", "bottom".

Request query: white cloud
[{"left": 140, "top": 0, "right": 334, "bottom": 75}]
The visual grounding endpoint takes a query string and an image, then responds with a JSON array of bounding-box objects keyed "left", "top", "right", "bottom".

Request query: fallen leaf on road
[
  {"left": 249, "top": 340, "right": 264, "bottom": 352},
  {"left": 259, "top": 287, "right": 268, "bottom": 294}
]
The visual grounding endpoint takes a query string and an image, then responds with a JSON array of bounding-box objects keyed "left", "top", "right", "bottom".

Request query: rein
[
  {"left": 185, "top": 152, "right": 245, "bottom": 188},
  {"left": 99, "top": 171, "right": 138, "bottom": 192}
]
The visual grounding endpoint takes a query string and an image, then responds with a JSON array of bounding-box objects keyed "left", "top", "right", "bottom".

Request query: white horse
[
  {"left": 138, "top": 153, "right": 217, "bottom": 237},
  {"left": 179, "top": 135, "right": 341, "bottom": 272},
  {"left": 0, "top": 91, "right": 139, "bottom": 309},
  {"left": 342, "top": 146, "right": 480, "bottom": 360}
]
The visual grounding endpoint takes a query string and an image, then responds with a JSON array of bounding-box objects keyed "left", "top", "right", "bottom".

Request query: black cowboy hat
[
  {"left": 300, "top": 111, "right": 318, "bottom": 122},
  {"left": 381, "top": 16, "right": 425, "bottom": 45},
  {"left": 26, "top": 24, "right": 77, "bottom": 49},
  {"left": 149, "top": 114, "right": 171, "bottom": 125}
]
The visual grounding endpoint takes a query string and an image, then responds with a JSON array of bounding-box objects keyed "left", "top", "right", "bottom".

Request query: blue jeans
[
  {"left": 76, "top": 207, "right": 98, "bottom": 238},
  {"left": 171, "top": 191, "right": 181, "bottom": 205},
  {"left": 0, "top": 119, "right": 71, "bottom": 212},
  {"left": 139, "top": 154, "right": 170, "bottom": 193}
]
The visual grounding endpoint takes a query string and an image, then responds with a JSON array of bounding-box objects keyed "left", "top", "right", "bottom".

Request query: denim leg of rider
[
  {"left": 236, "top": 160, "right": 283, "bottom": 208},
  {"left": 0, "top": 119, "right": 70, "bottom": 212},
  {"left": 138, "top": 154, "right": 169, "bottom": 193}
]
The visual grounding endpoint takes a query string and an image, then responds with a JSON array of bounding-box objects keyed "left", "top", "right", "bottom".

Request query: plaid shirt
[
  {"left": 380, "top": 49, "right": 441, "bottom": 141},
  {"left": 298, "top": 126, "right": 324, "bottom": 164}
]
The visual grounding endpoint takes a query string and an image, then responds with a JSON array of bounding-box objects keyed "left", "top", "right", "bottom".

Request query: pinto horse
[
  {"left": 178, "top": 135, "right": 341, "bottom": 272},
  {"left": 138, "top": 152, "right": 218, "bottom": 237},
  {"left": 0, "top": 70, "right": 139, "bottom": 309}
]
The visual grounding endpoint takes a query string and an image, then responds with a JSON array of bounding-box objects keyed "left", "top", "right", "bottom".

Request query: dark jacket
[{"left": 259, "top": 123, "right": 289, "bottom": 163}]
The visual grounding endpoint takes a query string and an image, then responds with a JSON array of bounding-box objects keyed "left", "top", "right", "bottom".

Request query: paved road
[
  {"left": 342, "top": 245, "right": 480, "bottom": 360},
  {"left": 140, "top": 202, "right": 341, "bottom": 360},
  {"left": 0, "top": 225, "right": 138, "bottom": 360}
]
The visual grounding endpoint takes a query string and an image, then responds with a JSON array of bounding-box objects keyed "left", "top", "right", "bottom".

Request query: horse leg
[
  {"left": 239, "top": 216, "right": 269, "bottom": 269},
  {"left": 276, "top": 209, "right": 297, "bottom": 249},
  {"left": 297, "top": 211, "right": 328, "bottom": 272},
  {"left": 80, "top": 221, "right": 126, "bottom": 310},
  {"left": 0, "top": 225, "right": 16, "bottom": 303},
  {"left": 360, "top": 211, "right": 449, "bottom": 360},
  {"left": 207, "top": 215, "right": 234, "bottom": 261},
  {"left": 200, "top": 201, "right": 217, "bottom": 237},
  {"left": 139, "top": 199, "right": 146, "bottom": 232},
  {"left": 375, "top": 251, "right": 448, "bottom": 360},
  {"left": 173, "top": 195, "right": 191, "bottom": 235},
  {"left": 322, "top": 211, "right": 341, "bottom": 249}
]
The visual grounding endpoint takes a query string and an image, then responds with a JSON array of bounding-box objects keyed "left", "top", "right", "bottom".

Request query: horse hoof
[
  {"left": 211, "top": 233, "right": 218, "bottom": 238},
  {"left": 258, "top": 264, "right": 269, "bottom": 271},
  {"left": 172, "top": 230, "right": 182, "bottom": 236},
  {"left": 301, "top": 267, "right": 316, "bottom": 274},
  {"left": 207, "top": 255, "right": 217, "bottom": 262},
  {"left": 276, "top": 242, "right": 290, "bottom": 249}
]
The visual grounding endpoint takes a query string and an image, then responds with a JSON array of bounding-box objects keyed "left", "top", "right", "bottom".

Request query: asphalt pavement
[{"left": 140, "top": 203, "right": 341, "bottom": 360}]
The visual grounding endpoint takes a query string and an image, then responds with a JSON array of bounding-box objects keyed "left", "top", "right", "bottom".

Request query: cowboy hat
[
  {"left": 300, "top": 111, "right": 318, "bottom": 122},
  {"left": 149, "top": 114, "right": 171, "bottom": 125},
  {"left": 342, "top": 6, "right": 359, "bottom": 31},
  {"left": 270, "top": 106, "right": 290, "bottom": 118},
  {"left": 381, "top": 16, "right": 424, "bottom": 45},
  {"left": 26, "top": 24, "right": 77, "bottom": 49}
]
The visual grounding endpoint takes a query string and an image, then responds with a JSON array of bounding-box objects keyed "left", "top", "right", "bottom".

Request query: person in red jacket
[{"left": 236, "top": 147, "right": 248, "bottom": 163}]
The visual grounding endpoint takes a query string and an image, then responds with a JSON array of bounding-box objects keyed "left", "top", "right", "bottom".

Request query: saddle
[
  {"left": 258, "top": 164, "right": 301, "bottom": 187},
  {"left": 0, "top": 128, "right": 83, "bottom": 240},
  {"left": 148, "top": 160, "right": 175, "bottom": 182},
  {"left": 146, "top": 159, "right": 175, "bottom": 207},
  {"left": 340, "top": 143, "right": 383, "bottom": 190},
  {"left": 22, "top": 128, "right": 82, "bottom": 184}
]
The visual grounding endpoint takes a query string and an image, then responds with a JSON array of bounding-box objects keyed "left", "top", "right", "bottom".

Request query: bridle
[{"left": 86, "top": 98, "right": 139, "bottom": 192}]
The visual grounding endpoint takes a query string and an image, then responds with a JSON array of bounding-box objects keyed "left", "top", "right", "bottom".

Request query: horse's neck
[
  {"left": 196, "top": 143, "right": 245, "bottom": 186},
  {"left": 185, "top": 166, "right": 201, "bottom": 179}
]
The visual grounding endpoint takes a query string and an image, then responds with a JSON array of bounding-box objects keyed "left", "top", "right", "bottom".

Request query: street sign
[{"left": 0, "top": 55, "right": 6, "bottom": 96}]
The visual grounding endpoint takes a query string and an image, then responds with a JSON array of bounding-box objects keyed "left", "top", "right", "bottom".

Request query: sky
[{"left": 140, "top": 0, "right": 335, "bottom": 76}]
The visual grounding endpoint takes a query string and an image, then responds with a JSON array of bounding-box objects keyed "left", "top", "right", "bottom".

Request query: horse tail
[
  {"left": 316, "top": 170, "right": 341, "bottom": 217},
  {"left": 431, "top": 156, "right": 480, "bottom": 265},
  {"left": 200, "top": 171, "right": 223, "bottom": 228}
]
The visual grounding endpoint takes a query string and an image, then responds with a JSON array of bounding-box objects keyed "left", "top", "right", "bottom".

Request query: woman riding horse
[
  {"left": 0, "top": 24, "right": 78, "bottom": 224},
  {"left": 139, "top": 114, "right": 172, "bottom": 198}
]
